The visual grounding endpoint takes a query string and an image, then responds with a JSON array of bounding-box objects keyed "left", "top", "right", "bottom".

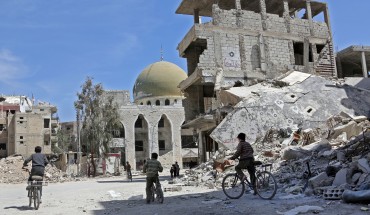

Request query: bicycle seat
[{"left": 31, "top": 176, "right": 43, "bottom": 181}]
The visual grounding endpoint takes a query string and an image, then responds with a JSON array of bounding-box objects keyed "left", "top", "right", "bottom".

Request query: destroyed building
[
  {"left": 59, "top": 121, "right": 78, "bottom": 151},
  {"left": 211, "top": 71, "right": 370, "bottom": 149},
  {"left": 337, "top": 45, "right": 370, "bottom": 79},
  {"left": 0, "top": 96, "right": 59, "bottom": 158},
  {"left": 103, "top": 60, "right": 197, "bottom": 170},
  {"left": 176, "top": 0, "right": 336, "bottom": 162}
]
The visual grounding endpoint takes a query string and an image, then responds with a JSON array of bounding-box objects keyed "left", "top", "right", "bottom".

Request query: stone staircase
[{"left": 315, "top": 41, "right": 336, "bottom": 78}]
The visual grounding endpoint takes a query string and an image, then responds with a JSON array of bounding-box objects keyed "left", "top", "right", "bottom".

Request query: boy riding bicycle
[
  {"left": 228, "top": 133, "right": 256, "bottom": 194},
  {"left": 23, "top": 146, "right": 49, "bottom": 201},
  {"left": 143, "top": 153, "right": 163, "bottom": 204}
]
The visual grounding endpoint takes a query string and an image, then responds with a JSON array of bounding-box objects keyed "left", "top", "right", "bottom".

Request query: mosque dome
[{"left": 133, "top": 61, "right": 187, "bottom": 103}]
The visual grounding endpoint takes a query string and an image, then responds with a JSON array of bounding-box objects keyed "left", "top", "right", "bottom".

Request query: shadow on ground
[{"left": 3, "top": 205, "right": 34, "bottom": 211}]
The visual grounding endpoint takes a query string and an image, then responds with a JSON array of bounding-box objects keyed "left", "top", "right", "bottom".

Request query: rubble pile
[
  {"left": 0, "top": 155, "right": 29, "bottom": 183},
  {"left": 180, "top": 147, "right": 236, "bottom": 188},
  {"left": 270, "top": 112, "right": 370, "bottom": 198},
  {"left": 0, "top": 155, "right": 83, "bottom": 184},
  {"left": 180, "top": 111, "right": 370, "bottom": 202}
]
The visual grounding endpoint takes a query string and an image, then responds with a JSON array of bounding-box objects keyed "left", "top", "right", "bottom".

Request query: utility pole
[{"left": 76, "top": 110, "right": 81, "bottom": 176}]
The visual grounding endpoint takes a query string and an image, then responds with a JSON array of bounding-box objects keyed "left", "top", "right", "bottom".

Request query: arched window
[
  {"left": 174, "top": 99, "right": 177, "bottom": 104},
  {"left": 155, "top": 100, "right": 160, "bottom": 106},
  {"left": 140, "top": 102, "right": 143, "bottom": 105},
  {"left": 165, "top": 99, "right": 170, "bottom": 106},
  {"left": 147, "top": 101, "right": 151, "bottom": 106}
]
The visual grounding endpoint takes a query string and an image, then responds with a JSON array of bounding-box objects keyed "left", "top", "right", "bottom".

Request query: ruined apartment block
[
  {"left": 177, "top": 0, "right": 336, "bottom": 162},
  {"left": 0, "top": 96, "right": 58, "bottom": 158}
]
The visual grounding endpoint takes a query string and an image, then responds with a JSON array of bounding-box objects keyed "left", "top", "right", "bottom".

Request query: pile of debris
[
  {"left": 271, "top": 112, "right": 369, "bottom": 198},
  {"left": 179, "top": 111, "right": 370, "bottom": 203},
  {"left": 0, "top": 154, "right": 84, "bottom": 184}
]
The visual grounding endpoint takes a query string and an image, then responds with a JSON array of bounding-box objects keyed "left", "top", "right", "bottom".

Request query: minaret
[{"left": 160, "top": 45, "right": 164, "bottom": 61}]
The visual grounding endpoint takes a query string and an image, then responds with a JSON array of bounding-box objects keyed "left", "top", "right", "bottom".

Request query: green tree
[
  {"left": 74, "top": 77, "right": 121, "bottom": 177},
  {"left": 54, "top": 128, "right": 71, "bottom": 153}
]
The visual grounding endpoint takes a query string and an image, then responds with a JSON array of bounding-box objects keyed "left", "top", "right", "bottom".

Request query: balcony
[
  {"left": 51, "top": 129, "right": 57, "bottom": 136},
  {"left": 51, "top": 117, "right": 59, "bottom": 128},
  {"left": 177, "top": 24, "right": 210, "bottom": 57}
]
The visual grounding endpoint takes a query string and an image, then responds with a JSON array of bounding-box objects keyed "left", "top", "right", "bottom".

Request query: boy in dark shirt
[{"left": 23, "top": 146, "right": 49, "bottom": 200}]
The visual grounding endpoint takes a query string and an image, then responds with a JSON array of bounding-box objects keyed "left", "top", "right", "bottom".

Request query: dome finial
[{"left": 160, "top": 45, "right": 164, "bottom": 61}]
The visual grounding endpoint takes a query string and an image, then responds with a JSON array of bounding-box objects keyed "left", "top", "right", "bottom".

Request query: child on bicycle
[
  {"left": 23, "top": 146, "right": 49, "bottom": 200},
  {"left": 143, "top": 153, "right": 163, "bottom": 204},
  {"left": 228, "top": 133, "right": 256, "bottom": 194}
]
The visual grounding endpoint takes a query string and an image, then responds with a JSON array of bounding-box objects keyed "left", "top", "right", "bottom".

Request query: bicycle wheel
[
  {"left": 28, "top": 189, "right": 32, "bottom": 207},
  {"left": 222, "top": 173, "right": 245, "bottom": 199},
  {"left": 157, "top": 187, "right": 164, "bottom": 203},
  {"left": 151, "top": 185, "right": 155, "bottom": 202},
  {"left": 33, "top": 188, "right": 40, "bottom": 210},
  {"left": 255, "top": 171, "right": 277, "bottom": 200}
]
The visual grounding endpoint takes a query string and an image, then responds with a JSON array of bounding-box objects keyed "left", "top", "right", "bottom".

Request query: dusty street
[{"left": 1, "top": 175, "right": 369, "bottom": 215}]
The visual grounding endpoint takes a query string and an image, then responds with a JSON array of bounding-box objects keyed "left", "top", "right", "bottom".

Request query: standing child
[{"left": 143, "top": 153, "right": 163, "bottom": 204}]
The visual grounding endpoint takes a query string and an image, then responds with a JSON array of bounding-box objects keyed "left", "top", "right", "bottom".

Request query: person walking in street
[
  {"left": 125, "top": 161, "right": 132, "bottom": 180},
  {"left": 143, "top": 153, "right": 163, "bottom": 204},
  {"left": 175, "top": 161, "right": 180, "bottom": 177}
]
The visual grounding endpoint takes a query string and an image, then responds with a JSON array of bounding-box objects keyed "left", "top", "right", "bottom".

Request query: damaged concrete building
[
  {"left": 0, "top": 96, "right": 59, "bottom": 158},
  {"left": 211, "top": 71, "right": 370, "bottom": 149},
  {"left": 336, "top": 46, "right": 370, "bottom": 91},
  {"left": 104, "top": 61, "right": 197, "bottom": 170},
  {"left": 174, "top": 0, "right": 369, "bottom": 162}
]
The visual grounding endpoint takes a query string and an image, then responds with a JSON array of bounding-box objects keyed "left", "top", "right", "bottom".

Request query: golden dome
[{"left": 133, "top": 61, "right": 187, "bottom": 102}]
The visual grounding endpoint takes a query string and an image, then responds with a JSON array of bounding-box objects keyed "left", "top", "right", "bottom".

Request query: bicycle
[
  {"left": 23, "top": 168, "right": 48, "bottom": 210},
  {"left": 222, "top": 160, "right": 277, "bottom": 200},
  {"left": 150, "top": 177, "right": 164, "bottom": 203}
]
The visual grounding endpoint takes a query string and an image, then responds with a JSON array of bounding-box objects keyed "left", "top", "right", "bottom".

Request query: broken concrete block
[
  {"left": 331, "top": 121, "right": 363, "bottom": 140},
  {"left": 357, "top": 174, "right": 370, "bottom": 186},
  {"left": 336, "top": 151, "right": 346, "bottom": 162},
  {"left": 309, "top": 172, "right": 330, "bottom": 189},
  {"left": 302, "top": 139, "right": 331, "bottom": 153},
  {"left": 352, "top": 173, "right": 362, "bottom": 184},
  {"left": 358, "top": 158, "right": 370, "bottom": 174},
  {"left": 281, "top": 146, "right": 308, "bottom": 160},
  {"left": 323, "top": 188, "right": 345, "bottom": 200},
  {"left": 352, "top": 116, "right": 368, "bottom": 123},
  {"left": 278, "top": 205, "right": 324, "bottom": 215},
  {"left": 285, "top": 186, "right": 303, "bottom": 194},
  {"left": 335, "top": 132, "right": 348, "bottom": 142},
  {"left": 319, "top": 149, "right": 334, "bottom": 158},
  {"left": 333, "top": 168, "right": 348, "bottom": 186}
]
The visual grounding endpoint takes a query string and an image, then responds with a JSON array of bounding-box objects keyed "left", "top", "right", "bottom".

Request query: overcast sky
[{"left": 0, "top": 0, "right": 369, "bottom": 122}]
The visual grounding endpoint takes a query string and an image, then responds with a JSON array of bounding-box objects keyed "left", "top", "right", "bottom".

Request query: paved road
[{"left": 0, "top": 176, "right": 368, "bottom": 215}]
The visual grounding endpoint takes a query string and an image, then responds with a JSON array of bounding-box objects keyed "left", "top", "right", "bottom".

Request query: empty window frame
[
  {"left": 159, "top": 140, "right": 165, "bottom": 151},
  {"left": 44, "top": 118, "right": 50, "bottom": 128},
  {"left": 135, "top": 141, "right": 144, "bottom": 151}
]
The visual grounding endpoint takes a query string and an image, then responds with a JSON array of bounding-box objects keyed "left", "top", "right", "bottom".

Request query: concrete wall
[{"left": 113, "top": 93, "right": 185, "bottom": 170}]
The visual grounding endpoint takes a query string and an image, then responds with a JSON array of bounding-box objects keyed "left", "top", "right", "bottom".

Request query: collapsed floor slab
[{"left": 211, "top": 71, "right": 370, "bottom": 149}]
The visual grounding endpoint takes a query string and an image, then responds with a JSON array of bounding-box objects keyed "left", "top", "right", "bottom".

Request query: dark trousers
[
  {"left": 127, "top": 170, "right": 132, "bottom": 178},
  {"left": 146, "top": 176, "right": 160, "bottom": 201},
  {"left": 28, "top": 166, "right": 45, "bottom": 197},
  {"left": 235, "top": 158, "right": 256, "bottom": 186}
]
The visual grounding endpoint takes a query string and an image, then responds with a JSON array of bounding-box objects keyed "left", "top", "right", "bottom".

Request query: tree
[
  {"left": 74, "top": 77, "right": 122, "bottom": 177},
  {"left": 54, "top": 128, "right": 72, "bottom": 153}
]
